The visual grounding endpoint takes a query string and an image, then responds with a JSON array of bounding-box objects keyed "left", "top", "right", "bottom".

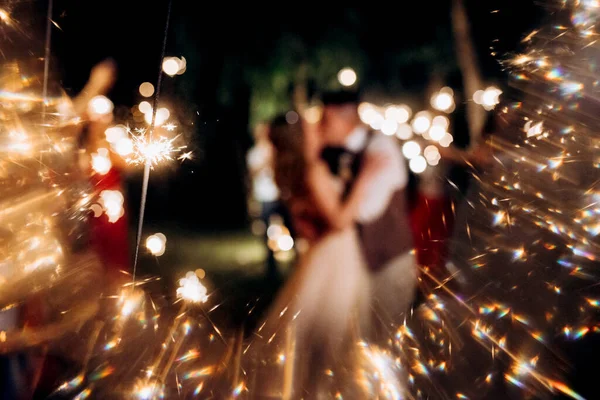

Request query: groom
[{"left": 319, "top": 90, "right": 417, "bottom": 339}]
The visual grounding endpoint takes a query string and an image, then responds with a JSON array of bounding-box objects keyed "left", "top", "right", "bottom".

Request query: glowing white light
[
  {"left": 139, "top": 82, "right": 155, "bottom": 98},
  {"left": 396, "top": 105, "right": 412, "bottom": 123},
  {"left": 120, "top": 290, "right": 144, "bottom": 317},
  {"left": 385, "top": 105, "right": 411, "bottom": 124},
  {"left": 473, "top": 90, "right": 484, "bottom": 105},
  {"left": 409, "top": 156, "right": 427, "bottom": 173},
  {"left": 267, "top": 224, "right": 283, "bottom": 239},
  {"left": 92, "top": 148, "right": 112, "bottom": 175},
  {"left": 139, "top": 101, "right": 152, "bottom": 114},
  {"left": 99, "top": 190, "right": 124, "bottom": 223},
  {"left": 412, "top": 111, "right": 432, "bottom": 134},
  {"left": 0, "top": 9, "right": 10, "bottom": 24},
  {"left": 144, "top": 107, "right": 170, "bottom": 126},
  {"left": 431, "top": 91, "right": 454, "bottom": 112},
  {"left": 177, "top": 271, "right": 208, "bottom": 303},
  {"left": 369, "top": 114, "right": 385, "bottom": 130},
  {"left": 482, "top": 86, "right": 502, "bottom": 110},
  {"left": 439, "top": 132, "right": 454, "bottom": 147},
  {"left": 427, "top": 156, "right": 440, "bottom": 166},
  {"left": 432, "top": 115, "right": 450, "bottom": 129},
  {"left": 105, "top": 125, "right": 127, "bottom": 143},
  {"left": 146, "top": 233, "right": 166, "bottom": 256},
  {"left": 88, "top": 95, "right": 113, "bottom": 116},
  {"left": 429, "top": 125, "right": 447, "bottom": 142},
  {"left": 384, "top": 106, "right": 397, "bottom": 121},
  {"left": 134, "top": 379, "right": 164, "bottom": 400},
  {"left": 114, "top": 138, "right": 134, "bottom": 156},
  {"left": 358, "top": 103, "right": 378, "bottom": 124},
  {"left": 424, "top": 145, "right": 441, "bottom": 166},
  {"left": 162, "top": 58, "right": 180, "bottom": 76},
  {"left": 402, "top": 141, "right": 421, "bottom": 159},
  {"left": 424, "top": 145, "right": 440, "bottom": 160},
  {"left": 127, "top": 135, "right": 182, "bottom": 167},
  {"left": 525, "top": 121, "right": 544, "bottom": 137},
  {"left": 277, "top": 235, "right": 294, "bottom": 251},
  {"left": 338, "top": 67, "right": 357, "bottom": 87},
  {"left": 396, "top": 124, "right": 413, "bottom": 140},
  {"left": 7, "top": 130, "right": 31, "bottom": 153},
  {"left": 176, "top": 57, "right": 187, "bottom": 75},
  {"left": 381, "top": 119, "right": 398, "bottom": 136}
]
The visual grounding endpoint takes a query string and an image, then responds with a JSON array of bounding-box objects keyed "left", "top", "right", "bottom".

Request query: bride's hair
[{"left": 268, "top": 114, "right": 309, "bottom": 203}]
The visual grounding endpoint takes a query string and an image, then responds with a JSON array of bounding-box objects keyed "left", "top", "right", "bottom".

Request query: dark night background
[
  {"left": 8, "top": 1, "right": 600, "bottom": 398},
  {"left": 19, "top": 0, "right": 544, "bottom": 232}
]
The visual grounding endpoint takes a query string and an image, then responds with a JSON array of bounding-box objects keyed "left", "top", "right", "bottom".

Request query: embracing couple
[{"left": 249, "top": 91, "right": 416, "bottom": 398}]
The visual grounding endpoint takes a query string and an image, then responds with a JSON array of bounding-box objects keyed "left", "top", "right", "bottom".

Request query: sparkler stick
[
  {"left": 131, "top": 0, "right": 173, "bottom": 288},
  {"left": 42, "top": 0, "right": 52, "bottom": 118}
]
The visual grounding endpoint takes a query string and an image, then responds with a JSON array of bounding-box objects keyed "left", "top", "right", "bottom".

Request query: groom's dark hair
[{"left": 320, "top": 89, "right": 360, "bottom": 106}]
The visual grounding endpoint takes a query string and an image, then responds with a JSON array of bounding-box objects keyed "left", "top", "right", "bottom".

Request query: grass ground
[{"left": 135, "top": 227, "right": 291, "bottom": 335}]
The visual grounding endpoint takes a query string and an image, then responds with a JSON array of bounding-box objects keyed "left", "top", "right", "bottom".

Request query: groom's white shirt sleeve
[{"left": 345, "top": 126, "right": 408, "bottom": 224}]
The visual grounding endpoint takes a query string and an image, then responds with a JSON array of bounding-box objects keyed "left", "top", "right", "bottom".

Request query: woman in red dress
[{"left": 73, "top": 60, "right": 131, "bottom": 285}]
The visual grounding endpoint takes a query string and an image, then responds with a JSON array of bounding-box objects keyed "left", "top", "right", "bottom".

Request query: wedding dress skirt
[{"left": 247, "top": 228, "right": 371, "bottom": 399}]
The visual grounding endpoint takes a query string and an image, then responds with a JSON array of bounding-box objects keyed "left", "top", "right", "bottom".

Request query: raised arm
[{"left": 72, "top": 59, "right": 116, "bottom": 117}]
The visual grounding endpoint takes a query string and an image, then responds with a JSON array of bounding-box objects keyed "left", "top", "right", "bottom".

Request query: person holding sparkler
[{"left": 73, "top": 59, "right": 132, "bottom": 286}]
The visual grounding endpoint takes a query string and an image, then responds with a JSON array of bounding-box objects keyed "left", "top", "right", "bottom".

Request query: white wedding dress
[{"left": 247, "top": 226, "right": 371, "bottom": 399}]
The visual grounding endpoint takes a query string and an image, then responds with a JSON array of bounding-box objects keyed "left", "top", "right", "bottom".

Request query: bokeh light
[
  {"left": 277, "top": 235, "right": 294, "bottom": 252},
  {"left": 474, "top": 86, "right": 503, "bottom": 110},
  {"left": 177, "top": 271, "right": 208, "bottom": 304},
  {"left": 162, "top": 58, "right": 180, "bottom": 76},
  {"left": 337, "top": 67, "right": 357, "bottom": 87},
  {"left": 99, "top": 190, "right": 125, "bottom": 223},
  {"left": 429, "top": 125, "right": 447, "bottom": 142},
  {"left": 381, "top": 119, "right": 398, "bottom": 136},
  {"left": 144, "top": 107, "right": 170, "bottom": 126},
  {"left": 114, "top": 138, "right": 134, "bottom": 156},
  {"left": 285, "top": 111, "right": 299, "bottom": 124},
  {"left": 0, "top": 9, "right": 10, "bottom": 23},
  {"left": 139, "top": 101, "right": 152, "bottom": 114},
  {"left": 139, "top": 82, "right": 155, "bottom": 98},
  {"left": 88, "top": 95, "right": 113, "bottom": 117},
  {"left": 402, "top": 140, "right": 421, "bottom": 159},
  {"left": 369, "top": 113, "right": 385, "bottom": 130},
  {"left": 409, "top": 155, "right": 427, "bottom": 173},
  {"left": 431, "top": 87, "right": 455, "bottom": 113},
  {"left": 396, "top": 123, "right": 413, "bottom": 140},
  {"left": 432, "top": 115, "right": 450, "bottom": 129},
  {"left": 424, "top": 145, "right": 441, "bottom": 166},
  {"left": 412, "top": 111, "right": 432, "bottom": 134},
  {"left": 438, "top": 132, "right": 454, "bottom": 147},
  {"left": 358, "top": 103, "right": 379, "bottom": 125},
  {"left": 105, "top": 125, "right": 128, "bottom": 144},
  {"left": 146, "top": 233, "right": 166, "bottom": 257},
  {"left": 91, "top": 148, "right": 112, "bottom": 175}
]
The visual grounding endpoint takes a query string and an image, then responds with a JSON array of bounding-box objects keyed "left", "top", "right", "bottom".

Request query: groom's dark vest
[{"left": 321, "top": 131, "right": 413, "bottom": 273}]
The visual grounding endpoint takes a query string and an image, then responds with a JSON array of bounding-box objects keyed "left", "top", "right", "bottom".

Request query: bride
[{"left": 246, "top": 114, "right": 386, "bottom": 399}]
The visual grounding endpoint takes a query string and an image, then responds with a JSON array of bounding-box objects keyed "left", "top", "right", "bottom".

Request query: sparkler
[{"left": 126, "top": 132, "right": 187, "bottom": 167}]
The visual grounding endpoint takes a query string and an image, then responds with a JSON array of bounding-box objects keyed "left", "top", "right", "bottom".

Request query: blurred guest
[
  {"left": 410, "top": 112, "right": 495, "bottom": 276},
  {"left": 73, "top": 59, "right": 131, "bottom": 286},
  {"left": 247, "top": 122, "right": 293, "bottom": 278}
]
